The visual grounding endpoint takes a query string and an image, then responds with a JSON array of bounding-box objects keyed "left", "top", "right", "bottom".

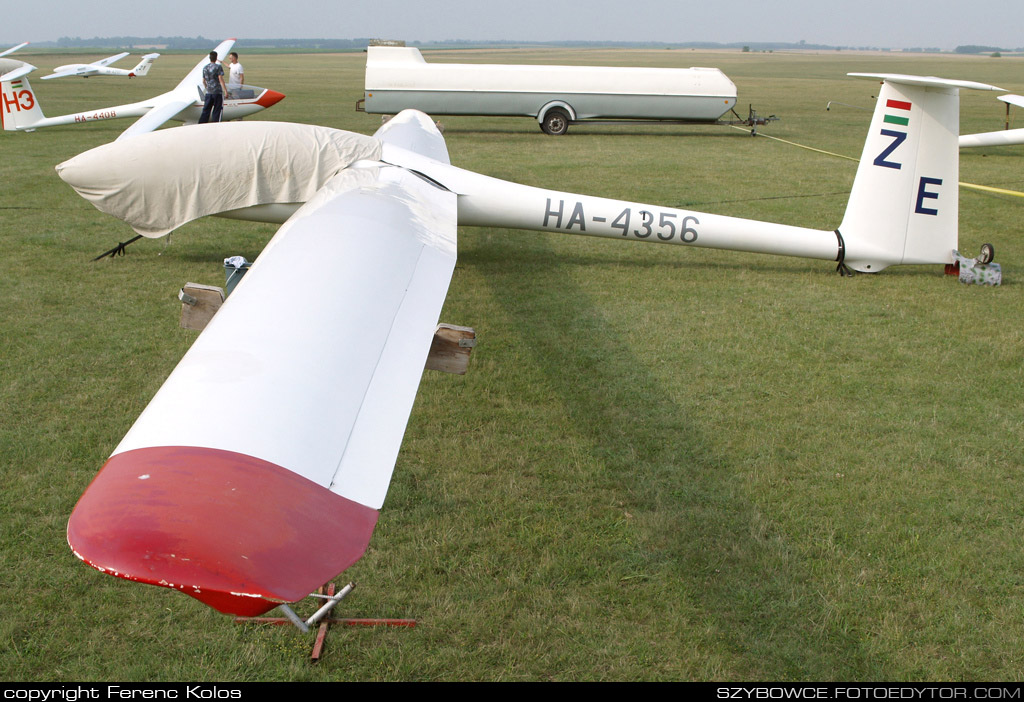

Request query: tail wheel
[
  {"left": 540, "top": 108, "right": 570, "bottom": 136},
  {"left": 979, "top": 243, "right": 995, "bottom": 264}
]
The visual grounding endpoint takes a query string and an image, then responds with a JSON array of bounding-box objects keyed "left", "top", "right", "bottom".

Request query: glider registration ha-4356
[
  {"left": 1, "top": 39, "right": 283, "bottom": 137},
  {"left": 59, "top": 73, "right": 999, "bottom": 619}
]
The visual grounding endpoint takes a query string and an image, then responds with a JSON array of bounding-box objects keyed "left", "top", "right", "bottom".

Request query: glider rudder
[
  {"left": 838, "top": 74, "right": 1001, "bottom": 272},
  {"left": 130, "top": 54, "right": 159, "bottom": 77},
  {"left": 1, "top": 72, "right": 43, "bottom": 131}
]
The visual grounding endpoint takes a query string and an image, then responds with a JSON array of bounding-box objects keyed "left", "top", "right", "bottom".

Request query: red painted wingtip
[
  {"left": 256, "top": 89, "right": 286, "bottom": 108},
  {"left": 68, "top": 447, "right": 378, "bottom": 616}
]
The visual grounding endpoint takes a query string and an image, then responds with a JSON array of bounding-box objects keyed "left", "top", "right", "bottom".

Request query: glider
[
  {"left": 960, "top": 94, "right": 1024, "bottom": 148},
  {"left": 1, "top": 39, "right": 283, "bottom": 138},
  {"left": 60, "top": 73, "right": 999, "bottom": 618},
  {"left": 41, "top": 51, "right": 160, "bottom": 80}
]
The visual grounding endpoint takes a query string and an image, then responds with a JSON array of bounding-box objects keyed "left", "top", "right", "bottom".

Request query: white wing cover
[{"left": 57, "top": 122, "right": 382, "bottom": 236}]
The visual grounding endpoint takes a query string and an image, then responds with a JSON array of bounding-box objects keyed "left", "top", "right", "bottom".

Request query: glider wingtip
[{"left": 68, "top": 445, "right": 379, "bottom": 615}]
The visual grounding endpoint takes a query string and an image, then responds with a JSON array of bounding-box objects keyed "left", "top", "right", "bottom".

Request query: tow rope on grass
[{"left": 733, "top": 125, "right": 1024, "bottom": 199}]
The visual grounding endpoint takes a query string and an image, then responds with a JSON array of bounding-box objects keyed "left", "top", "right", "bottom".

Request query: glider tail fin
[
  {"left": 1, "top": 72, "right": 44, "bottom": 131},
  {"left": 839, "top": 74, "right": 1000, "bottom": 272},
  {"left": 130, "top": 54, "right": 159, "bottom": 77}
]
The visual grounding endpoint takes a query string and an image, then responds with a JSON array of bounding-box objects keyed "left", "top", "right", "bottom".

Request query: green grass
[{"left": 1, "top": 48, "right": 1023, "bottom": 681}]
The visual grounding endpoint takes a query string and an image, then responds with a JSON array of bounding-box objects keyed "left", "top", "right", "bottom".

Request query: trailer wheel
[{"left": 541, "top": 108, "right": 570, "bottom": 135}]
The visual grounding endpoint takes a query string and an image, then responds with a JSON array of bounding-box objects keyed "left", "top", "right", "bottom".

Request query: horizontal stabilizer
[
  {"left": 0, "top": 63, "right": 35, "bottom": 82},
  {"left": 848, "top": 73, "right": 1003, "bottom": 92}
]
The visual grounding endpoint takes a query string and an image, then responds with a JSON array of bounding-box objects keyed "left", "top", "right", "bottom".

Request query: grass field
[{"left": 2, "top": 47, "right": 1023, "bottom": 681}]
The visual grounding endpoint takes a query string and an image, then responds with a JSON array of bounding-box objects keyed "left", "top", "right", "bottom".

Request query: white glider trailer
[{"left": 358, "top": 46, "right": 766, "bottom": 135}]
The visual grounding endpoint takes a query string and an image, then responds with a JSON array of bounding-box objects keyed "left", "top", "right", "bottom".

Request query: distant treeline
[
  {"left": 954, "top": 45, "right": 1022, "bottom": 54},
  {"left": 33, "top": 36, "right": 1024, "bottom": 53}
]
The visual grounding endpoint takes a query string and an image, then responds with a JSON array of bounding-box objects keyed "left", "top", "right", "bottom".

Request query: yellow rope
[
  {"left": 735, "top": 125, "right": 1024, "bottom": 199},
  {"left": 735, "top": 127, "right": 859, "bottom": 161},
  {"left": 958, "top": 181, "right": 1024, "bottom": 198}
]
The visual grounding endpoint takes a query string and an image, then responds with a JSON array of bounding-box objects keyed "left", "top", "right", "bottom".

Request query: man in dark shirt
[{"left": 198, "top": 51, "right": 227, "bottom": 124}]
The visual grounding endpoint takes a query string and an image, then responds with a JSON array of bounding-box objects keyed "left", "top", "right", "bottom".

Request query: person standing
[
  {"left": 198, "top": 51, "right": 226, "bottom": 124},
  {"left": 227, "top": 51, "right": 245, "bottom": 93}
]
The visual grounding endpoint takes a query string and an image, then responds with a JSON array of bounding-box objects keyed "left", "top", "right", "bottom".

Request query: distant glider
[
  {"left": 960, "top": 94, "right": 1024, "bottom": 148},
  {"left": 60, "top": 73, "right": 1000, "bottom": 619},
  {"left": 41, "top": 52, "right": 160, "bottom": 80},
  {"left": 1, "top": 39, "right": 283, "bottom": 137}
]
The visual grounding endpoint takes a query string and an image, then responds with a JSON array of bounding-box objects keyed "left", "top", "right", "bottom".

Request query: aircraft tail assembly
[
  {"left": 837, "top": 74, "right": 1000, "bottom": 271},
  {"left": 388, "top": 74, "right": 1002, "bottom": 273},
  {"left": 0, "top": 71, "right": 45, "bottom": 131},
  {"left": 129, "top": 54, "right": 159, "bottom": 77}
]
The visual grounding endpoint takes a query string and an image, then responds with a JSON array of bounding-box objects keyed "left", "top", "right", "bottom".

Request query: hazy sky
[{"left": 5, "top": 0, "right": 1020, "bottom": 50}]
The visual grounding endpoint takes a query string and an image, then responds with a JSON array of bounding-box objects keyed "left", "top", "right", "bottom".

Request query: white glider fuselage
[
  {"left": 14, "top": 91, "right": 278, "bottom": 130},
  {"left": 219, "top": 74, "right": 989, "bottom": 273},
  {"left": 59, "top": 74, "right": 999, "bottom": 274}
]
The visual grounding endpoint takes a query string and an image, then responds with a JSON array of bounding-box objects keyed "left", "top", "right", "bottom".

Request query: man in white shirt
[{"left": 227, "top": 52, "right": 245, "bottom": 93}]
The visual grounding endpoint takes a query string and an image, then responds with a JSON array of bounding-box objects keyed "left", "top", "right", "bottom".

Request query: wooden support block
[
  {"left": 179, "top": 283, "right": 225, "bottom": 331},
  {"left": 425, "top": 323, "right": 476, "bottom": 375}
]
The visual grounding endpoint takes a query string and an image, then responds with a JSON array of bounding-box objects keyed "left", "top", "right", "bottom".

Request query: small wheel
[
  {"left": 541, "top": 108, "right": 570, "bottom": 136},
  {"left": 978, "top": 243, "right": 995, "bottom": 264}
]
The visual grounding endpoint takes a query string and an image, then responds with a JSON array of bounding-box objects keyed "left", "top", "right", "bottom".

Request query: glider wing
[
  {"left": 93, "top": 52, "right": 130, "bottom": 68},
  {"left": 116, "top": 96, "right": 197, "bottom": 140},
  {"left": 67, "top": 158, "right": 457, "bottom": 616},
  {"left": 0, "top": 42, "right": 28, "bottom": 58}
]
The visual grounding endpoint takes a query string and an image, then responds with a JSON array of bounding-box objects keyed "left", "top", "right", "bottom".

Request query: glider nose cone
[
  {"left": 68, "top": 446, "right": 379, "bottom": 616},
  {"left": 257, "top": 88, "right": 286, "bottom": 108}
]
